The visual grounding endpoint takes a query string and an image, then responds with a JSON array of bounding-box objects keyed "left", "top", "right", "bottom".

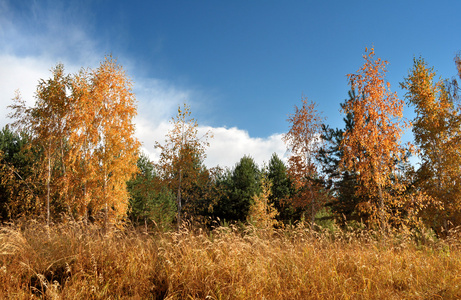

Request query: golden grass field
[{"left": 1, "top": 221, "right": 461, "bottom": 299}]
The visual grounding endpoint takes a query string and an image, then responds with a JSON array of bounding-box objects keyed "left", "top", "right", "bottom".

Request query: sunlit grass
[{"left": 1, "top": 221, "right": 461, "bottom": 299}]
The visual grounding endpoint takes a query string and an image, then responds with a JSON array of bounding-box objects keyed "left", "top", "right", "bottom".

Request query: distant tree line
[{"left": 2, "top": 48, "right": 461, "bottom": 235}]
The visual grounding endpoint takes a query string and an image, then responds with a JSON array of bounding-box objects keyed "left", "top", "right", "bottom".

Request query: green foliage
[
  {"left": 172, "top": 144, "right": 218, "bottom": 222},
  {"left": 267, "top": 153, "right": 300, "bottom": 223},
  {"left": 127, "top": 154, "right": 176, "bottom": 230},
  {"left": 317, "top": 93, "right": 364, "bottom": 224},
  {"left": 0, "top": 126, "right": 40, "bottom": 221},
  {"left": 314, "top": 207, "right": 338, "bottom": 233},
  {"left": 155, "top": 104, "right": 212, "bottom": 227},
  {"left": 215, "top": 155, "right": 260, "bottom": 222}
]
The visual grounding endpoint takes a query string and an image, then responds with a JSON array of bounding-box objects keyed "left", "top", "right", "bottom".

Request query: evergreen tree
[
  {"left": 127, "top": 153, "right": 176, "bottom": 230},
  {"left": 317, "top": 93, "right": 364, "bottom": 224},
  {"left": 267, "top": 153, "right": 299, "bottom": 223},
  {"left": 215, "top": 155, "right": 260, "bottom": 222},
  {"left": 0, "top": 126, "right": 39, "bottom": 221}
]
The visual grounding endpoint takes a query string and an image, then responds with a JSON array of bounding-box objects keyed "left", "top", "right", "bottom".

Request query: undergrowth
[{"left": 1, "top": 221, "right": 461, "bottom": 299}]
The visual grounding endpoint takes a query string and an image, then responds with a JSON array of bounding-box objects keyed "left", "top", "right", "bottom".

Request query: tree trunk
[
  {"left": 309, "top": 184, "right": 315, "bottom": 224},
  {"left": 177, "top": 167, "right": 182, "bottom": 230},
  {"left": 377, "top": 181, "right": 385, "bottom": 233},
  {"left": 103, "top": 168, "right": 107, "bottom": 234},
  {"left": 47, "top": 152, "right": 51, "bottom": 226}
]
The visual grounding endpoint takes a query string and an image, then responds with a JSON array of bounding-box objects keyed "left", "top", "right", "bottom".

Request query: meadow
[{"left": 1, "top": 221, "right": 461, "bottom": 299}]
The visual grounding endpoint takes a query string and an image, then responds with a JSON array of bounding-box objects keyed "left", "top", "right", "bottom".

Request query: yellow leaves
[
  {"left": 341, "top": 47, "right": 410, "bottom": 227},
  {"left": 248, "top": 173, "right": 279, "bottom": 230},
  {"left": 73, "top": 57, "right": 140, "bottom": 223},
  {"left": 8, "top": 57, "right": 140, "bottom": 223},
  {"left": 402, "top": 56, "right": 461, "bottom": 229}
]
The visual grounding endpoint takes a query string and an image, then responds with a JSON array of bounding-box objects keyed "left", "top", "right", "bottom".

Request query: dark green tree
[
  {"left": 317, "top": 92, "right": 365, "bottom": 224},
  {"left": 266, "top": 153, "right": 299, "bottom": 223},
  {"left": 215, "top": 155, "right": 260, "bottom": 222},
  {"left": 0, "top": 126, "right": 40, "bottom": 221},
  {"left": 127, "top": 153, "right": 176, "bottom": 230}
]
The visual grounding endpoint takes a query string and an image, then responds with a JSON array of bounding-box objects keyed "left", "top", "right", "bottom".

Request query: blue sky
[{"left": 1, "top": 0, "right": 461, "bottom": 167}]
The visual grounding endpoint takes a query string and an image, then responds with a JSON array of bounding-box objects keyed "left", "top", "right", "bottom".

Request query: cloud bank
[{"left": 0, "top": 1, "right": 287, "bottom": 169}]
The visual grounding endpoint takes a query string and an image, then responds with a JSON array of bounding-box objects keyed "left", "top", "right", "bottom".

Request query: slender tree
[
  {"left": 283, "top": 96, "right": 324, "bottom": 223},
  {"left": 8, "top": 58, "right": 140, "bottom": 225},
  {"left": 341, "top": 47, "right": 409, "bottom": 229},
  {"left": 248, "top": 172, "right": 279, "bottom": 229},
  {"left": 9, "top": 65, "right": 72, "bottom": 224},
  {"left": 88, "top": 57, "right": 140, "bottom": 226},
  {"left": 155, "top": 103, "right": 211, "bottom": 228},
  {"left": 401, "top": 57, "right": 461, "bottom": 230}
]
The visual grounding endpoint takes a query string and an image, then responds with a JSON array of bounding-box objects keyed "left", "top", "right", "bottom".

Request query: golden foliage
[
  {"left": 8, "top": 57, "right": 140, "bottom": 224},
  {"left": 247, "top": 173, "right": 279, "bottom": 229},
  {"left": 2, "top": 222, "right": 461, "bottom": 299},
  {"left": 341, "top": 47, "right": 411, "bottom": 228},
  {"left": 401, "top": 57, "right": 461, "bottom": 229}
]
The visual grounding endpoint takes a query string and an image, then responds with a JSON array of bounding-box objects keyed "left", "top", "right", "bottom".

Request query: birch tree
[
  {"left": 341, "top": 47, "right": 409, "bottom": 229},
  {"left": 283, "top": 96, "right": 324, "bottom": 223},
  {"left": 155, "top": 103, "right": 211, "bottom": 228}
]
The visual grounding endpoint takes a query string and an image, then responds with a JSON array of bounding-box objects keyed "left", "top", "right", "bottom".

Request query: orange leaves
[
  {"left": 8, "top": 57, "right": 140, "bottom": 223},
  {"left": 283, "top": 97, "right": 323, "bottom": 178},
  {"left": 84, "top": 57, "right": 140, "bottom": 222},
  {"left": 283, "top": 96, "right": 324, "bottom": 220},
  {"left": 341, "top": 47, "right": 410, "bottom": 227}
]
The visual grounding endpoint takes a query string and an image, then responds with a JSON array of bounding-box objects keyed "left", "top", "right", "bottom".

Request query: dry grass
[{"left": 1, "top": 221, "right": 461, "bottom": 299}]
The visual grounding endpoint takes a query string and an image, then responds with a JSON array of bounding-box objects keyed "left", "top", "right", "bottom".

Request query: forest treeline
[{"left": 2, "top": 48, "right": 461, "bottom": 235}]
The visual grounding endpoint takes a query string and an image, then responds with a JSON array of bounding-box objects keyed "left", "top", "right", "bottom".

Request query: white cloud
[
  {"left": 201, "top": 126, "right": 286, "bottom": 168},
  {"left": 132, "top": 75, "right": 288, "bottom": 169},
  {"left": 0, "top": 55, "right": 53, "bottom": 126},
  {"left": 0, "top": 55, "right": 287, "bottom": 171},
  {"left": 0, "top": 54, "right": 96, "bottom": 128},
  {"left": 135, "top": 115, "right": 287, "bottom": 169},
  {"left": 0, "top": 1, "right": 287, "bottom": 169}
]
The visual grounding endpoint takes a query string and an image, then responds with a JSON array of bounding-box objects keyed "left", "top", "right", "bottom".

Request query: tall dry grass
[{"left": 1, "top": 221, "right": 461, "bottom": 299}]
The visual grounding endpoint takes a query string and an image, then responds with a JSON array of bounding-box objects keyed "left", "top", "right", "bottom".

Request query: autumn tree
[
  {"left": 401, "top": 57, "right": 461, "bottom": 230},
  {"left": 9, "top": 65, "right": 72, "bottom": 224},
  {"left": 247, "top": 172, "right": 279, "bottom": 229},
  {"left": 155, "top": 103, "right": 211, "bottom": 228},
  {"left": 83, "top": 57, "right": 140, "bottom": 226},
  {"left": 8, "top": 58, "right": 140, "bottom": 224},
  {"left": 283, "top": 96, "right": 324, "bottom": 223},
  {"left": 341, "top": 47, "right": 410, "bottom": 229}
]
